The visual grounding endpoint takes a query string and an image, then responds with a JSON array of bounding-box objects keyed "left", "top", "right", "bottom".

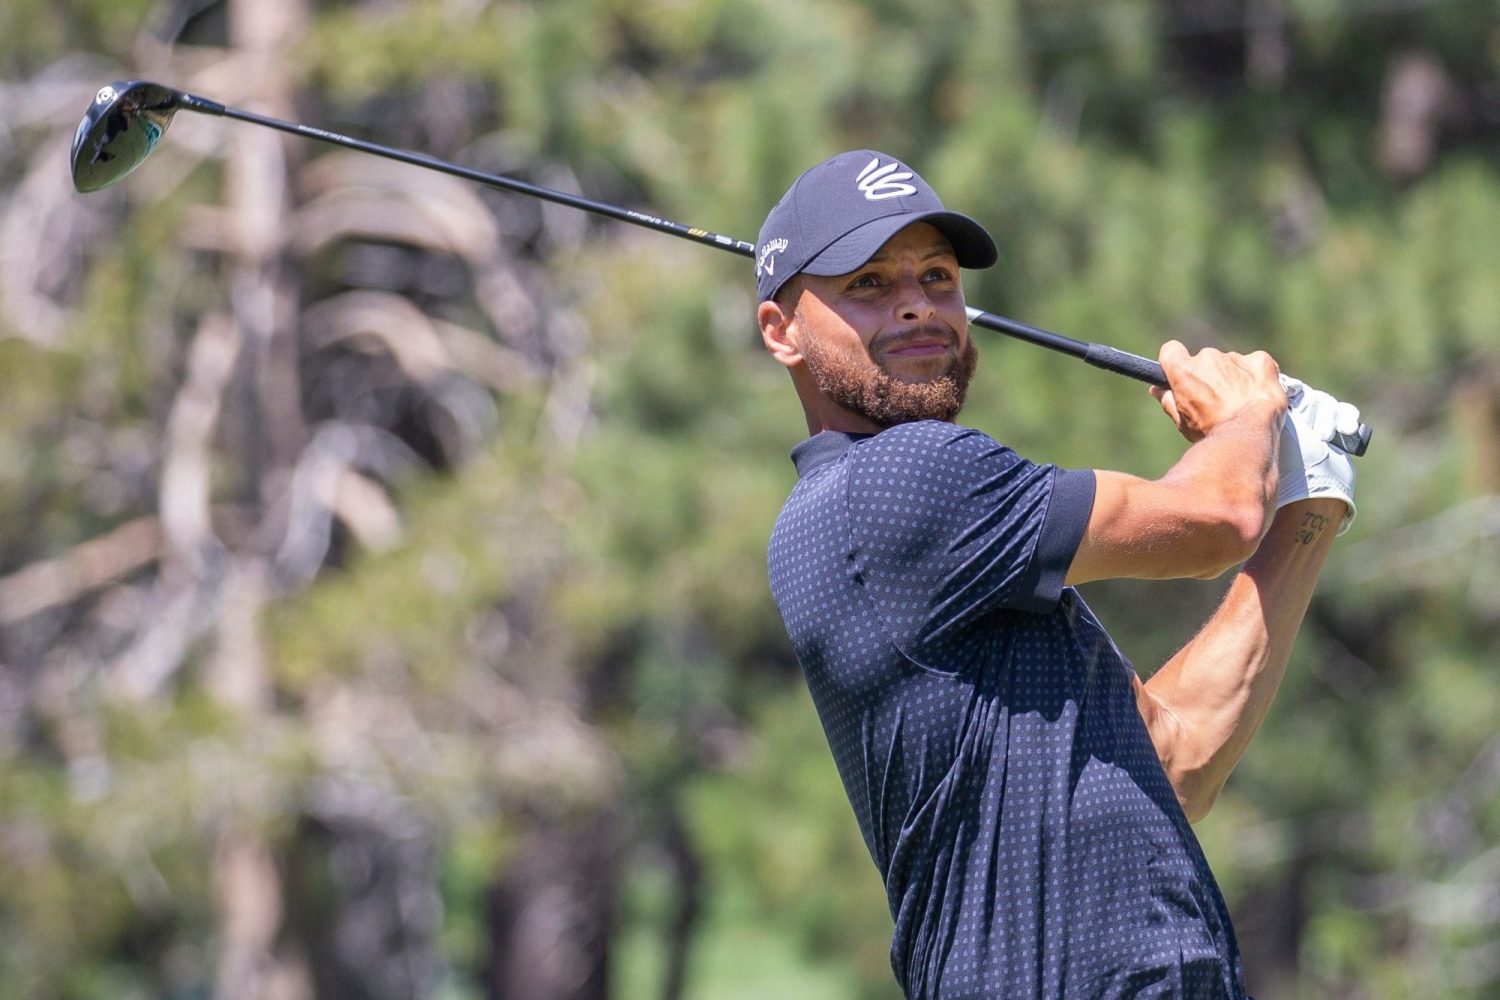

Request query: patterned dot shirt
[{"left": 767, "top": 422, "right": 1246, "bottom": 999}]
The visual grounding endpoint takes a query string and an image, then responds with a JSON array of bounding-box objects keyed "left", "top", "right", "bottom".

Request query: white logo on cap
[
  {"left": 856, "top": 158, "right": 917, "bottom": 201},
  {"left": 758, "top": 237, "right": 788, "bottom": 277}
]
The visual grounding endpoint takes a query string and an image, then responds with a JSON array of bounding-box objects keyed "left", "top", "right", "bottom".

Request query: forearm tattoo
[{"left": 1295, "top": 510, "right": 1330, "bottom": 546}]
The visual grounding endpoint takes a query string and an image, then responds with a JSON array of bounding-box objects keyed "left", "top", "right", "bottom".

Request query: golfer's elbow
[
  {"left": 1228, "top": 492, "right": 1274, "bottom": 556},
  {"left": 1155, "top": 744, "right": 1228, "bottom": 822},
  {"left": 1140, "top": 693, "right": 1217, "bottom": 822},
  {"left": 1173, "top": 772, "right": 1224, "bottom": 824},
  {"left": 1184, "top": 510, "right": 1263, "bottom": 579},
  {"left": 1146, "top": 705, "right": 1230, "bottom": 823},
  {"left": 1194, "top": 490, "right": 1271, "bottom": 577}
]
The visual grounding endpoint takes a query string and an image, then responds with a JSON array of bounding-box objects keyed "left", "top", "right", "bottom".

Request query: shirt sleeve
[
  {"left": 845, "top": 422, "right": 1096, "bottom": 663},
  {"left": 1024, "top": 465, "right": 1096, "bottom": 608}
]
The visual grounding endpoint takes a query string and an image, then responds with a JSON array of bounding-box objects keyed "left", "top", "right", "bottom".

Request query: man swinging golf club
[{"left": 756, "top": 150, "right": 1360, "bottom": 1000}]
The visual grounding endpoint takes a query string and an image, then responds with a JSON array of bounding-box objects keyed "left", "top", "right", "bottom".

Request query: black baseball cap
[{"left": 755, "top": 149, "right": 998, "bottom": 302}]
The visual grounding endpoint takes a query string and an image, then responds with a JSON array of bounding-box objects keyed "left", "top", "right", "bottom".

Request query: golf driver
[{"left": 72, "top": 80, "right": 1372, "bottom": 455}]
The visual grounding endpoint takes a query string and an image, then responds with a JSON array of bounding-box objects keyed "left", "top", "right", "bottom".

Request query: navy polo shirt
[{"left": 767, "top": 421, "right": 1245, "bottom": 999}]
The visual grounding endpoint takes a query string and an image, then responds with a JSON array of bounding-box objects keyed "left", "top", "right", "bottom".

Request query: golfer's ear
[{"left": 758, "top": 297, "right": 802, "bottom": 369}]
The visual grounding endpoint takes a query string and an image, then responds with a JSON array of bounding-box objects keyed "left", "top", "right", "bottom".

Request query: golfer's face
[{"left": 792, "top": 222, "right": 968, "bottom": 385}]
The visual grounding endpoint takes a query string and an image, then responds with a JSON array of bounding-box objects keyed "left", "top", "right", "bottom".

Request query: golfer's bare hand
[{"left": 1148, "top": 340, "right": 1288, "bottom": 443}]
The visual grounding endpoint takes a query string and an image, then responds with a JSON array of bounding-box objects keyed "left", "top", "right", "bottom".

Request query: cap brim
[{"left": 800, "top": 210, "right": 998, "bottom": 277}]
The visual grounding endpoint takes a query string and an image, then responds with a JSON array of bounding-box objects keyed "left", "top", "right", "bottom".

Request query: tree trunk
[
  {"left": 483, "top": 812, "right": 619, "bottom": 1000},
  {"left": 210, "top": 1, "right": 311, "bottom": 997},
  {"left": 659, "top": 806, "right": 703, "bottom": 1000}
]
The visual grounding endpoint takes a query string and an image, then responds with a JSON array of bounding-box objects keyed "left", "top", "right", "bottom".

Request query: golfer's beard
[{"left": 801, "top": 334, "right": 978, "bottom": 428}]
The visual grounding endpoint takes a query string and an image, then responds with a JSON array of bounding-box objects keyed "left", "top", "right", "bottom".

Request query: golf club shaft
[
  {"left": 964, "top": 307, "right": 1376, "bottom": 454},
  {"left": 198, "top": 98, "right": 757, "bottom": 257},
  {"left": 965, "top": 307, "right": 1165, "bottom": 383},
  {"left": 178, "top": 92, "right": 1372, "bottom": 455}
]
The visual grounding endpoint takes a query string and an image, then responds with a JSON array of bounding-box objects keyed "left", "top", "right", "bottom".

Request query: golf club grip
[
  {"left": 1330, "top": 422, "right": 1374, "bottom": 458},
  {"left": 1083, "top": 344, "right": 1372, "bottom": 456},
  {"left": 1084, "top": 343, "right": 1169, "bottom": 388}
]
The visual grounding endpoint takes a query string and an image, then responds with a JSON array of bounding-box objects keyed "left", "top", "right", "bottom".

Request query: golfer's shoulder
[
  {"left": 853, "top": 420, "right": 1027, "bottom": 478},
  {"left": 846, "top": 422, "right": 1067, "bottom": 553},
  {"left": 843, "top": 422, "right": 1049, "bottom": 515}
]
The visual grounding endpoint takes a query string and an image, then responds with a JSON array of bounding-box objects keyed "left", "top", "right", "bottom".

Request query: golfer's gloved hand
[{"left": 1276, "top": 377, "right": 1359, "bottom": 533}]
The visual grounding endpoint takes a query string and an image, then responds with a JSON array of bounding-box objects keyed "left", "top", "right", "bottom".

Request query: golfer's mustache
[{"left": 871, "top": 324, "right": 961, "bottom": 354}]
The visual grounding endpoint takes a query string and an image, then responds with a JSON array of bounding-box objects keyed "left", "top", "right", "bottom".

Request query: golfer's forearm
[
  {"left": 1071, "top": 406, "right": 1285, "bottom": 586},
  {"left": 1160, "top": 404, "right": 1282, "bottom": 550},
  {"left": 1140, "top": 498, "right": 1343, "bottom": 821}
]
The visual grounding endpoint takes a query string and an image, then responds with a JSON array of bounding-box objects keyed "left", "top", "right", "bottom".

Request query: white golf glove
[{"left": 1276, "top": 377, "right": 1359, "bottom": 534}]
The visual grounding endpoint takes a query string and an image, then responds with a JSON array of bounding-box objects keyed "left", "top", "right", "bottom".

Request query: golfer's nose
[{"left": 892, "top": 274, "right": 937, "bottom": 323}]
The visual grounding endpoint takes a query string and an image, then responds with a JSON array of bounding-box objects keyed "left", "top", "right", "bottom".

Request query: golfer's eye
[
  {"left": 847, "top": 273, "right": 882, "bottom": 289},
  {"left": 923, "top": 266, "right": 955, "bottom": 284}
]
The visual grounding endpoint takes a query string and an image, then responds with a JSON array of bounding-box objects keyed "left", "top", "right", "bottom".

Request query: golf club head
[{"left": 71, "top": 81, "right": 183, "bottom": 193}]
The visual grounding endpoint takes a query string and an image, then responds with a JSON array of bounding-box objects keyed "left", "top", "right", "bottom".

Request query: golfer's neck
[{"left": 800, "top": 394, "right": 883, "bottom": 436}]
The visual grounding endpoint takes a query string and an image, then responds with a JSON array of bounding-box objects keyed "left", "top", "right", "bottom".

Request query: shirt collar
[{"left": 790, "top": 430, "right": 874, "bottom": 477}]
